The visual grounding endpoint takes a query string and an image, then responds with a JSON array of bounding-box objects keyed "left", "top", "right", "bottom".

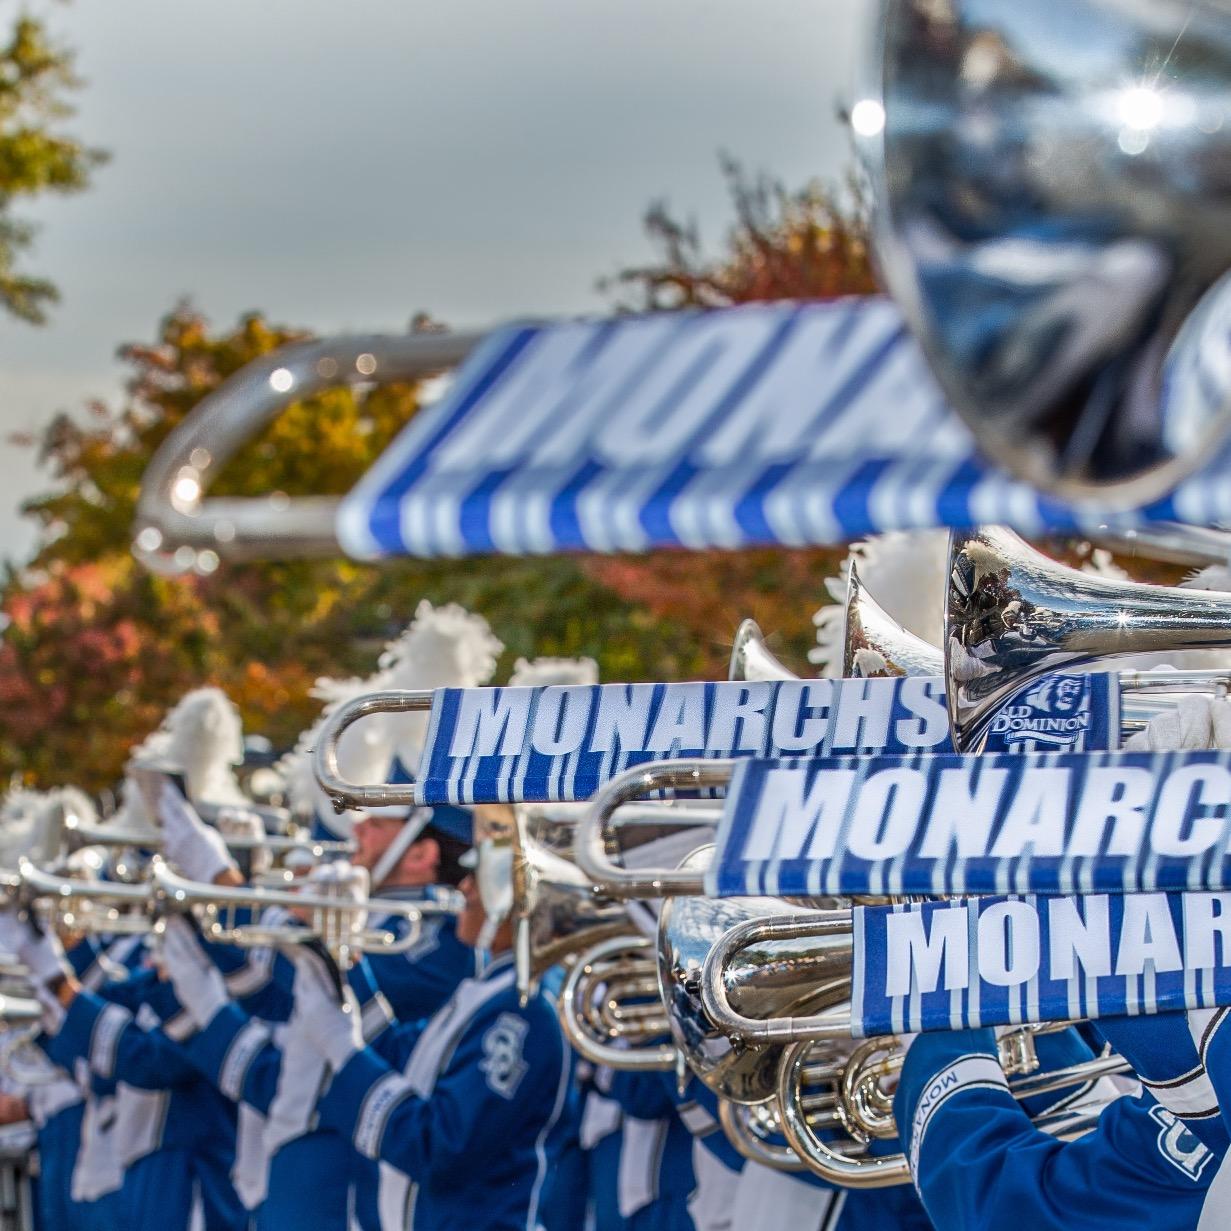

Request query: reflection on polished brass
[
  {"left": 512, "top": 803, "right": 628, "bottom": 998},
  {"left": 558, "top": 934, "right": 675, "bottom": 1072},
  {"left": 657, "top": 848, "right": 851, "bottom": 1105},
  {"left": 874, "top": 0, "right": 1231, "bottom": 501},
  {"left": 945, "top": 526, "right": 1231, "bottom": 749},
  {"left": 843, "top": 562, "right": 944, "bottom": 679},
  {"left": 728, "top": 619, "right": 799, "bottom": 683}
]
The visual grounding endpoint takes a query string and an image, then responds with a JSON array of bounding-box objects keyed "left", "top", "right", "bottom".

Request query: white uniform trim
[
  {"left": 88, "top": 1003, "right": 129, "bottom": 1080},
  {"left": 225, "top": 946, "right": 275, "bottom": 998},
  {"left": 220, "top": 1020, "right": 271, "bottom": 1101},
  {"left": 1143, "top": 1068, "right": 1221, "bottom": 1120},
  {"left": 909, "top": 1054, "right": 1007, "bottom": 1177},
  {"left": 354, "top": 1073, "right": 414, "bottom": 1160}
]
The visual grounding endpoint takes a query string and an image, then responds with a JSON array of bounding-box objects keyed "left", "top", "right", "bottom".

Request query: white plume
[
  {"left": 156, "top": 687, "right": 247, "bottom": 804},
  {"left": 280, "top": 601, "right": 504, "bottom": 838},
  {"left": 0, "top": 787, "right": 78, "bottom": 870},
  {"left": 508, "top": 656, "right": 599, "bottom": 688},
  {"left": 280, "top": 672, "right": 390, "bottom": 839},
  {"left": 375, "top": 601, "right": 503, "bottom": 771},
  {"left": 811, "top": 531, "right": 949, "bottom": 678}
]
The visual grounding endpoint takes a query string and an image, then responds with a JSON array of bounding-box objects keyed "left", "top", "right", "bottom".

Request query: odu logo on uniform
[
  {"left": 1148, "top": 1106, "right": 1215, "bottom": 1181},
  {"left": 480, "top": 1013, "right": 529, "bottom": 1099}
]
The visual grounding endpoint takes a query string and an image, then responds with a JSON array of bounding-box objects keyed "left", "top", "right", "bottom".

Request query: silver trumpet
[
  {"left": 9, "top": 857, "right": 451, "bottom": 969},
  {"left": 148, "top": 860, "right": 441, "bottom": 967},
  {"left": 64, "top": 791, "right": 351, "bottom": 864},
  {"left": 946, "top": 526, "right": 1231, "bottom": 750}
]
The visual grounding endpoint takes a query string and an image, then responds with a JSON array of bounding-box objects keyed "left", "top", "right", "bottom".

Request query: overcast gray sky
[{"left": 0, "top": 0, "right": 868, "bottom": 561}]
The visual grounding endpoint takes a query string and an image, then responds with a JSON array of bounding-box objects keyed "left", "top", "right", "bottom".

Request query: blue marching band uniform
[{"left": 13, "top": 706, "right": 1231, "bottom": 1231}]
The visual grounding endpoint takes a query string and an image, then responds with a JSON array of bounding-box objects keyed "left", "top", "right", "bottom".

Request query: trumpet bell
[
  {"left": 945, "top": 526, "right": 1231, "bottom": 750},
  {"left": 875, "top": 0, "right": 1231, "bottom": 503},
  {"left": 657, "top": 848, "right": 851, "bottom": 1104},
  {"left": 512, "top": 805, "right": 628, "bottom": 996},
  {"left": 843, "top": 562, "right": 943, "bottom": 679}
]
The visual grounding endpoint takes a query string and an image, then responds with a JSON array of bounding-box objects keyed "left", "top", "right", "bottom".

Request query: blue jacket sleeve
[
  {"left": 316, "top": 997, "right": 565, "bottom": 1184},
  {"left": 47, "top": 990, "right": 202, "bottom": 1090},
  {"left": 607, "top": 1068, "right": 677, "bottom": 1121},
  {"left": 181, "top": 1002, "right": 283, "bottom": 1114},
  {"left": 895, "top": 1028, "right": 1220, "bottom": 1231}
]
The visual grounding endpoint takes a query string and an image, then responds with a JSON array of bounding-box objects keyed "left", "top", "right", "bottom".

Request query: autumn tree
[
  {"left": 0, "top": 15, "right": 104, "bottom": 323},
  {"left": 0, "top": 305, "right": 712, "bottom": 789}
]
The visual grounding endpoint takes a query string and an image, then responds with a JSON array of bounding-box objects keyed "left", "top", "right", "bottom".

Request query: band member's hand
[
  {"left": 288, "top": 948, "right": 361, "bottom": 1070},
  {"left": 159, "top": 916, "right": 229, "bottom": 1029}
]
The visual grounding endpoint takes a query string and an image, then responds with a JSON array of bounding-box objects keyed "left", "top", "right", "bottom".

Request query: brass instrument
[
  {"left": 946, "top": 527, "right": 1231, "bottom": 750},
  {"left": 558, "top": 935, "right": 675, "bottom": 1072},
  {"left": 133, "top": 332, "right": 479, "bottom": 567},
  {"left": 842, "top": 562, "right": 943, "bottom": 680},
  {"left": 873, "top": 0, "right": 1231, "bottom": 503},
  {"left": 728, "top": 620, "right": 798, "bottom": 683},
  {"left": 149, "top": 860, "right": 440, "bottom": 967},
  {"left": 657, "top": 848, "right": 850, "bottom": 1105},
  {"left": 7, "top": 857, "right": 453, "bottom": 969},
  {"left": 313, "top": 690, "right": 432, "bottom": 812},
  {"left": 573, "top": 762, "right": 727, "bottom": 901},
  {"left": 63, "top": 788, "right": 350, "bottom": 863},
  {"left": 512, "top": 803, "right": 628, "bottom": 998}
]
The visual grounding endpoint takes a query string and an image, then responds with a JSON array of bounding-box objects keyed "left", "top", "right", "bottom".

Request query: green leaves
[{"left": 0, "top": 15, "right": 104, "bottom": 323}]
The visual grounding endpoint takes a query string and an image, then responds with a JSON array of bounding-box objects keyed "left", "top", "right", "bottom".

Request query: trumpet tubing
[{"left": 558, "top": 935, "right": 675, "bottom": 1072}]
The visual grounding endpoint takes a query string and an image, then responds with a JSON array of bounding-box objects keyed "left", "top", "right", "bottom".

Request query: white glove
[
  {"left": 289, "top": 950, "right": 361, "bottom": 1071},
  {"left": 1211, "top": 699, "right": 1231, "bottom": 750},
  {"left": 0, "top": 911, "right": 69, "bottom": 1036},
  {"left": 158, "top": 783, "right": 236, "bottom": 883},
  {"left": 1124, "top": 694, "right": 1216, "bottom": 752},
  {"left": 158, "top": 917, "right": 229, "bottom": 1029},
  {"left": 0, "top": 911, "right": 68, "bottom": 989}
]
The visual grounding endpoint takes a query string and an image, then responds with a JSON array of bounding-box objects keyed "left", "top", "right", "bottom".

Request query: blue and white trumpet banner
[
  {"left": 708, "top": 749, "right": 1231, "bottom": 900},
  {"left": 336, "top": 298, "right": 1231, "bottom": 560},
  {"left": 852, "top": 893, "right": 1231, "bottom": 1036},
  {"left": 411, "top": 672, "right": 1115, "bottom": 804}
]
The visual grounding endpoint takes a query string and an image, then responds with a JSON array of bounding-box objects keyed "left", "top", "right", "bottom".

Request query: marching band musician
[
  {"left": 280, "top": 834, "right": 575, "bottom": 1231},
  {"left": 0, "top": 911, "right": 249, "bottom": 1231},
  {"left": 350, "top": 799, "right": 476, "bottom": 1019},
  {"left": 894, "top": 1020, "right": 1227, "bottom": 1231},
  {"left": 894, "top": 695, "right": 1231, "bottom": 1231},
  {"left": 150, "top": 776, "right": 475, "bottom": 1231}
]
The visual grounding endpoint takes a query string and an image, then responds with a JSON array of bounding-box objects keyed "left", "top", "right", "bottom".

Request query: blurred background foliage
[{"left": 0, "top": 15, "right": 872, "bottom": 790}]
